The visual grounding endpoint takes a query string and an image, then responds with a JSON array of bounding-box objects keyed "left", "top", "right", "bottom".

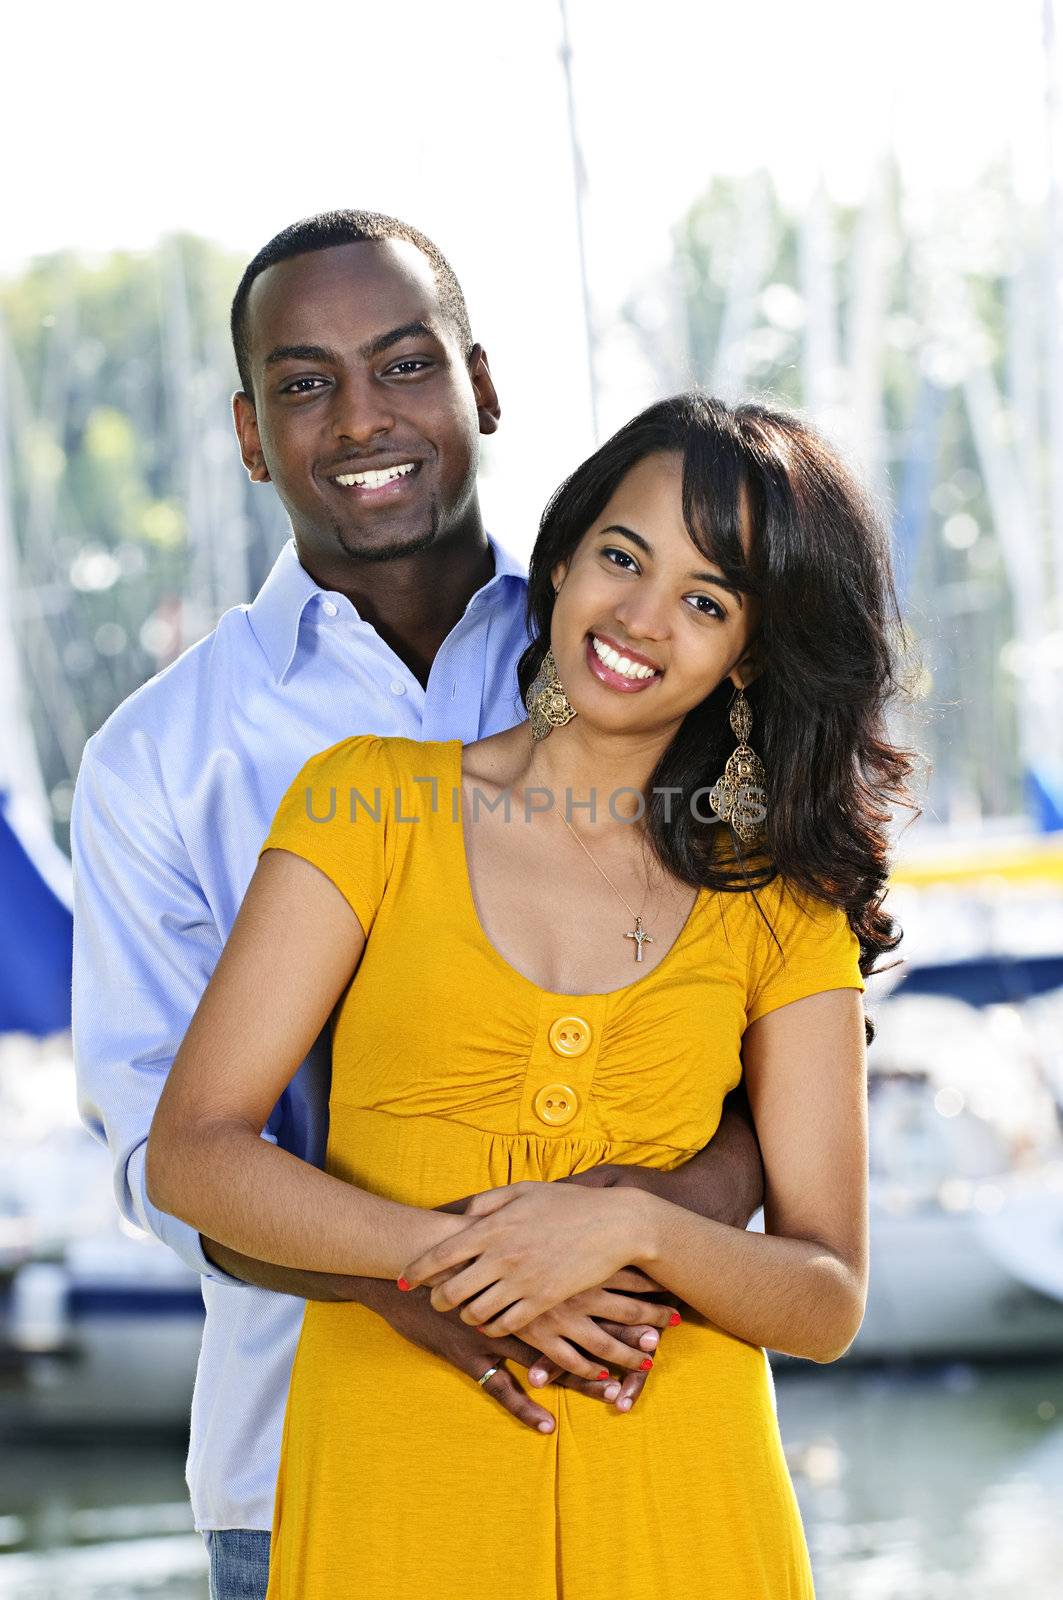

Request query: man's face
[{"left": 233, "top": 239, "right": 500, "bottom": 565}]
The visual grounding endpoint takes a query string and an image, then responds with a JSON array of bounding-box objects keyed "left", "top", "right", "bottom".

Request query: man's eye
[
  {"left": 387, "top": 358, "right": 432, "bottom": 375},
  {"left": 281, "top": 377, "right": 327, "bottom": 394},
  {"left": 602, "top": 547, "right": 638, "bottom": 571}
]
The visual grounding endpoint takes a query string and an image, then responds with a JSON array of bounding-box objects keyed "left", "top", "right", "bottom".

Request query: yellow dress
[{"left": 257, "top": 734, "right": 865, "bottom": 1599}]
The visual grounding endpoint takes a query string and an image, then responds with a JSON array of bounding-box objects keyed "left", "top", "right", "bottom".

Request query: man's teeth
[
  {"left": 590, "top": 635, "right": 660, "bottom": 680},
  {"left": 333, "top": 463, "right": 417, "bottom": 488}
]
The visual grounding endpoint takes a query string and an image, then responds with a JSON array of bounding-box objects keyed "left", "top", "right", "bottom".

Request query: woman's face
[{"left": 549, "top": 450, "right": 761, "bottom": 737}]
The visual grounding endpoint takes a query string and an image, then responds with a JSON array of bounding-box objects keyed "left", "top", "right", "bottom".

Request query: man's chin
[{"left": 332, "top": 513, "right": 440, "bottom": 566}]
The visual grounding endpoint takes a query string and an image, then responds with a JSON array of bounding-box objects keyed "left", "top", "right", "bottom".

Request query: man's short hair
[{"left": 230, "top": 209, "right": 474, "bottom": 399}]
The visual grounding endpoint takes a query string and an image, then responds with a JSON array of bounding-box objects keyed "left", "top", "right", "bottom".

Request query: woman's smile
[{"left": 584, "top": 631, "right": 664, "bottom": 694}]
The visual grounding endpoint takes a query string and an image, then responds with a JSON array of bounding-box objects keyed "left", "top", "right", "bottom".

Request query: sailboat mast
[{"left": 558, "top": 0, "right": 600, "bottom": 443}]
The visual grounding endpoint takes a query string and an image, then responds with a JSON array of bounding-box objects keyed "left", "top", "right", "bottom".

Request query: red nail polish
[
  {"left": 668, "top": 1311, "right": 682, "bottom": 1326},
  {"left": 640, "top": 1357, "right": 654, "bottom": 1370},
  {"left": 397, "top": 1276, "right": 411, "bottom": 1291},
  {"left": 597, "top": 1369, "right": 610, "bottom": 1380}
]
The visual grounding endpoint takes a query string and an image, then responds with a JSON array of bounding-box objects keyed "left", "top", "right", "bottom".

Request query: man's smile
[{"left": 323, "top": 458, "right": 423, "bottom": 503}]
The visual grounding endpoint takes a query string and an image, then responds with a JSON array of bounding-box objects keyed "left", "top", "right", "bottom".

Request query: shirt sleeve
[
  {"left": 256, "top": 734, "right": 393, "bottom": 939},
  {"left": 70, "top": 741, "right": 240, "bottom": 1285},
  {"left": 745, "top": 877, "right": 865, "bottom": 1025}
]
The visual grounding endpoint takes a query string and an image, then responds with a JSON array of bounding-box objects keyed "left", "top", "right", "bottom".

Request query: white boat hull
[{"left": 850, "top": 1200, "right": 1063, "bottom": 1362}]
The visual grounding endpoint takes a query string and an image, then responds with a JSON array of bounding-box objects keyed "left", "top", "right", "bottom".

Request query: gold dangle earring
[
  {"left": 708, "top": 687, "right": 768, "bottom": 844},
  {"left": 525, "top": 648, "right": 577, "bottom": 742},
  {"left": 525, "top": 585, "right": 577, "bottom": 742}
]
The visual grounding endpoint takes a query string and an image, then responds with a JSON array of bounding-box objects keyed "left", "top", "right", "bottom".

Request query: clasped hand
[{"left": 399, "top": 1179, "right": 646, "bottom": 1337}]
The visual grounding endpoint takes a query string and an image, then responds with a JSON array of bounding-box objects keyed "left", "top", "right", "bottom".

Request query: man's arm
[
  {"left": 199, "top": 1238, "right": 363, "bottom": 1299},
  {"left": 606, "top": 1083, "right": 765, "bottom": 1227},
  {"left": 71, "top": 743, "right": 242, "bottom": 1284},
  {"left": 199, "top": 1234, "right": 676, "bottom": 1430}
]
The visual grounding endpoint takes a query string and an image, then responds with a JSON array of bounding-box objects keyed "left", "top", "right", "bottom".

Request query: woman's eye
[
  {"left": 602, "top": 547, "right": 639, "bottom": 571},
  {"left": 281, "top": 377, "right": 326, "bottom": 395},
  {"left": 687, "top": 594, "right": 726, "bottom": 620}
]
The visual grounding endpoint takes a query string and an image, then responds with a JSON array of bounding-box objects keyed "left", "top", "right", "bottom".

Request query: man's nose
[{"left": 330, "top": 372, "right": 396, "bottom": 446}]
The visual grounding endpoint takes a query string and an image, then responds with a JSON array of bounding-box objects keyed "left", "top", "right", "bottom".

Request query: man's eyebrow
[
  {"left": 359, "top": 320, "right": 439, "bottom": 359},
  {"left": 262, "top": 322, "right": 441, "bottom": 372},
  {"left": 601, "top": 523, "right": 745, "bottom": 608},
  {"left": 264, "top": 342, "right": 339, "bottom": 369}
]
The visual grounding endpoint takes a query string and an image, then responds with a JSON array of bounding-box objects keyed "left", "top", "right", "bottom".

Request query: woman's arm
[
  {"left": 400, "top": 987, "right": 867, "bottom": 1363},
  {"left": 145, "top": 847, "right": 466, "bottom": 1276},
  {"left": 631, "top": 987, "right": 868, "bottom": 1360}
]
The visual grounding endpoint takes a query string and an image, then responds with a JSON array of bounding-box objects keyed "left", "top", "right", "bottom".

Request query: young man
[{"left": 71, "top": 211, "right": 763, "bottom": 1600}]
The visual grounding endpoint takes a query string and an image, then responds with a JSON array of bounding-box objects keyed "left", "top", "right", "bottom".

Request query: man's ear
[
  {"left": 468, "top": 344, "right": 501, "bottom": 437},
  {"left": 233, "top": 391, "right": 271, "bottom": 483}
]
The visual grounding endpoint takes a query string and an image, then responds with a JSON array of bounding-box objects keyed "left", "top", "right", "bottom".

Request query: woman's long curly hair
[{"left": 515, "top": 393, "right": 921, "bottom": 1044}]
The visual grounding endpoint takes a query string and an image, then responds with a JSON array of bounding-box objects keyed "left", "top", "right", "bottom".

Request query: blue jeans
[{"left": 205, "top": 1529, "right": 271, "bottom": 1600}]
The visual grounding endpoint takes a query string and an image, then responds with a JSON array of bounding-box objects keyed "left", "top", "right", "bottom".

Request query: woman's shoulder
[
  {"left": 713, "top": 867, "right": 852, "bottom": 955},
  {"left": 458, "top": 724, "right": 528, "bottom": 788},
  {"left": 294, "top": 732, "right": 452, "bottom": 783},
  {"left": 736, "top": 872, "right": 865, "bottom": 1019}
]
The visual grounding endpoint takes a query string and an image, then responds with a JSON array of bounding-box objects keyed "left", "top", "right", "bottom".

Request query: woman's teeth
[
  {"left": 590, "top": 635, "right": 660, "bottom": 680},
  {"left": 333, "top": 463, "right": 417, "bottom": 488}
]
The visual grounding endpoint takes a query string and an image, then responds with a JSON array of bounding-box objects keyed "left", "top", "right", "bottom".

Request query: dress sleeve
[
  {"left": 257, "top": 734, "right": 393, "bottom": 938},
  {"left": 745, "top": 878, "right": 865, "bottom": 1025}
]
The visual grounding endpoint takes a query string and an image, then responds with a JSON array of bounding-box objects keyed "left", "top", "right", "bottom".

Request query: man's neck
[{"left": 297, "top": 523, "right": 496, "bottom": 690}]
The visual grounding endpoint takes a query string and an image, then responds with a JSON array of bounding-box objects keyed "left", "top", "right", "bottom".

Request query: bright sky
[{"left": 3, "top": 0, "right": 1051, "bottom": 552}]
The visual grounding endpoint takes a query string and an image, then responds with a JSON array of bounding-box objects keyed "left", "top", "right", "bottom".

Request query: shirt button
[
  {"left": 389, "top": 679, "right": 406, "bottom": 696},
  {"left": 533, "top": 1083, "right": 580, "bottom": 1127},
  {"left": 547, "top": 1015, "right": 592, "bottom": 1057},
  {"left": 321, "top": 600, "right": 338, "bottom": 617}
]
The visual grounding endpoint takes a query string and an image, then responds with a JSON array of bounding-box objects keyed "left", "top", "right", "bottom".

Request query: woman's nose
[{"left": 612, "top": 589, "right": 670, "bottom": 642}]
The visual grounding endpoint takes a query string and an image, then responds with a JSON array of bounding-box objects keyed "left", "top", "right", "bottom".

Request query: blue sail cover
[
  {"left": 893, "top": 953, "right": 1063, "bottom": 1007},
  {"left": 0, "top": 789, "right": 72, "bottom": 1035}
]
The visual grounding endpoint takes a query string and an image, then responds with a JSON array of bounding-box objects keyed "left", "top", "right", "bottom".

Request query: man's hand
[
  {"left": 201, "top": 1237, "right": 674, "bottom": 1431},
  {"left": 380, "top": 1279, "right": 675, "bottom": 1432}
]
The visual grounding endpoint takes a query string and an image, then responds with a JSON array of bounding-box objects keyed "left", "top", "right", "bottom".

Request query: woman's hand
[
  {"left": 516, "top": 1284, "right": 678, "bottom": 1380},
  {"left": 398, "top": 1180, "right": 651, "bottom": 1335}
]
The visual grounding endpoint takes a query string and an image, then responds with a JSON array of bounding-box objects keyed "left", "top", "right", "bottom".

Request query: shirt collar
[{"left": 247, "top": 532, "right": 528, "bottom": 685}]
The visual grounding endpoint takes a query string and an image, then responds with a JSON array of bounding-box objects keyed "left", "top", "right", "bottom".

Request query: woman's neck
[{"left": 511, "top": 719, "right": 675, "bottom": 835}]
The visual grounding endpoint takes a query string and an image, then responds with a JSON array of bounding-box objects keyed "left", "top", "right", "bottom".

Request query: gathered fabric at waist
[{"left": 324, "top": 1100, "right": 701, "bottom": 1213}]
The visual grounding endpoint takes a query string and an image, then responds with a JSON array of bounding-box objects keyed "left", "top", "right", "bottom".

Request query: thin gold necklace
[{"left": 555, "top": 807, "right": 656, "bottom": 962}]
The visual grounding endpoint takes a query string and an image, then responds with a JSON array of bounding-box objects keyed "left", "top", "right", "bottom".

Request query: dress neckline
[{"left": 444, "top": 737, "right": 707, "bottom": 1000}]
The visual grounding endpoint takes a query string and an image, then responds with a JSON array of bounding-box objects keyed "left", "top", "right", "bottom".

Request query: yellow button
[
  {"left": 548, "top": 1015, "right": 592, "bottom": 1057},
  {"left": 533, "top": 1083, "right": 580, "bottom": 1126}
]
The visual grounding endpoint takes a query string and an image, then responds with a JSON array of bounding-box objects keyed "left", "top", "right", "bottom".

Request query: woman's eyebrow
[{"left": 601, "top": 523, "right": 745, "bottom": 608}]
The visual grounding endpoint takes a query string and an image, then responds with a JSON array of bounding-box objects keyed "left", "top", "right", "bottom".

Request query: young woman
[{"left": 147, "top": 393, "right": 914, "bottom": 1597}]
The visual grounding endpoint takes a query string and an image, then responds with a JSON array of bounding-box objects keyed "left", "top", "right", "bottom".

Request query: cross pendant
[{"left": 624, "top": 916, "right": 654, "bottom": 963}]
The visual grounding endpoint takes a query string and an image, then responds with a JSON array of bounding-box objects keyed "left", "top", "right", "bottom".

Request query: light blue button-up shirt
[{"left": 71, "top": 532, "right": 530, "bottom": 1531}]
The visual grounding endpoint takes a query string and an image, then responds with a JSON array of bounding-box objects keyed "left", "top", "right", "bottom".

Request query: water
[
  {"left": 1, "top": 1362, "right": 1060, "bottom": 1598},
  {"left": 785, "top": 1362, "right": 1063, "bottom": 1598}
]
